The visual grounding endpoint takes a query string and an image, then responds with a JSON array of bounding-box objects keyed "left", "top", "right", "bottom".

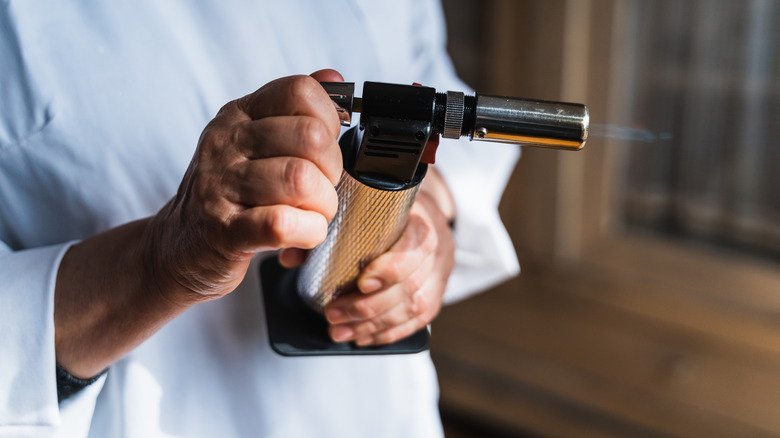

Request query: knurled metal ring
[{"left": 443, "top": 90, "right": 465, "bottom": 139}]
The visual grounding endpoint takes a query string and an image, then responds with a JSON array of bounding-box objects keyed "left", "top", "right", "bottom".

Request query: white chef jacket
[{"left": 0, "top": 1, "right": 520, "bottom": 437}]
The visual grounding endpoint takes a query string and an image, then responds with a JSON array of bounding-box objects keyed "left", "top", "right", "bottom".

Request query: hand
[
  {"left": 321, "top": 168, "right": 457, "bottom": 346},
  {"left": 149, "top": 70, "right": 344, "bottom": 304},
  {"left": 55, "top": 70, "right": 345, "bottom": 378}
]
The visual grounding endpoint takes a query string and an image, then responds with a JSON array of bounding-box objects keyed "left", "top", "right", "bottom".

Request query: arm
[{"left": 54, "top": 71, "right": 344, "bottom": 379}]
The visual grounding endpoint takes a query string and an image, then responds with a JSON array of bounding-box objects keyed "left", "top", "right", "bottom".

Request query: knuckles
[
  {"left": 403, "top": 272, "right": 425, "bottom": 296},
  {"left": 296, "top": 117, "right": 332, "bottom": 153},
  {"left": 259, "top": 206, "right": 327, "bottom": 250},
  {"left": 262, "top": 207, "right": 297, "bottom": 248},
  {"left": 281, "top": 158, "right": 338, "bottom": 220},
  {"left": 282, "top": 158, "right": 318, "bottom": 197},
  {"left": 378, "top": 258, "right": 404, "bottom": 285},
  {"left": 352, "top": 299, "right": 381, "bottom": 320},
  {"left": 409, "top": 290, "right": 434, "bottom": 321},
  {"left": 295, "top": 117, "right": 342, "bottom": 184},
  {"left": 197, "top": 124, "right": 233, "bottom": 158},
  {"left": 287, "top": 75, "right": 341, "bottom": 145},
  {"left": 287, "top": 75, "right": 323, "bottom": 103},
  {"left": 229, "top": 122, "right": 251, "bottom": 153}
]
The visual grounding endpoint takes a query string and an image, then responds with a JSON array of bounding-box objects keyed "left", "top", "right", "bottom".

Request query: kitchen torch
[{"left": 260, "top": 81, "right": 588, "bottom": 356}]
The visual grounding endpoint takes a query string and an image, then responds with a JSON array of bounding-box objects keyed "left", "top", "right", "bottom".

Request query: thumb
[{"left": 311, "top": 69, "right": 345, "bottom": 83}]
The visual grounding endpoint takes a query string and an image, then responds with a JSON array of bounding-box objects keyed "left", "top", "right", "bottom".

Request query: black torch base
[{"left": 259, "top": 257, "right": 429, "bottom": 356}]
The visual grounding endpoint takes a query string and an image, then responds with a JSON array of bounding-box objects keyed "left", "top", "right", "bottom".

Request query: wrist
[
  {"left": 142, "top": 210, "right": 209, "bottom": 309},
  {"left": 421, "top": 166, "right": 456, "bottom": 224},
  {"left": 54, "top": 218, "right": 193, "bottom": 378}
]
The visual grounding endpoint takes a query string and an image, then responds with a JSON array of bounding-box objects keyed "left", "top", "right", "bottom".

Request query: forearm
[{"left": 54, "top": 218, "right": 193, "bottom": 379}]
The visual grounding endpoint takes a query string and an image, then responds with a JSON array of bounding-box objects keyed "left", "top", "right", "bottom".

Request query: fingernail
[
  {"left": 359, "top": 277, "right": 382, "bottom": 293},
  {"left": 331, "top": 325, "right": 354, "bottom": 342},
  {"left": 325, "top": 307, "right": 346, "bottom": 323}
]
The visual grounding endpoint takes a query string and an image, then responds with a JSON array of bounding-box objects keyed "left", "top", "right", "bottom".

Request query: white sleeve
[
  {"left": 437, "top": 143, "right": 521, "bottom": 304},
  {"left": 0, "top": 242, "right": 105, "bottom": 437},
  {"left": 411, "top": 0, "right": 521, "bottom": 304}
]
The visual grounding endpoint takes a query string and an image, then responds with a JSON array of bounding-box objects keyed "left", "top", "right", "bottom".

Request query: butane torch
[{"left": 260, "top": 81, "right": 588, "bottom": 356}]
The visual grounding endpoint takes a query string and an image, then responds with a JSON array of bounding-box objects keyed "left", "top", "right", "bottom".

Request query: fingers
[
  {"left": 199, "top": 74, "right": 345, "bottom": 253},
  {"left": 327, "top": 272, "right": 444, "bottom": 346},
  {"left": 355, "top": 213, "right": 437, "bottom": 294},
  {"left": 152, "top": 71, "right": 350, "bottom": 301},
  {"left": 228, "top": 205, "right": 329, "bottom": 253},
  {"left": 230, "top": 115, "right": 343, "bottom": 185},
  {"left": 310, "top": 68, "right": 344, "bottom": 83},
  {"left": 226, "top": 156, "right": 338, "bottom": 220},
  {"left": 322, "top": 193, "right": 456, "bottom": 346},
  {"left": 235, "top": 75, "right": 342, "bottom": 139},
  {"left": 352, "top": 311, "right": 434, "bottom": 347},
  {"left": 320, "top": 213, "right": 437, "bottom": 340},
  {"left": 326, "top": 259, "right": 429, "bottom": 325}
]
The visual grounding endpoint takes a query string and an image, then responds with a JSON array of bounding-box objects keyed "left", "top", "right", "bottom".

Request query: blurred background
[{"left": 432, "top": 0, "right": 780, "bottom": 437}]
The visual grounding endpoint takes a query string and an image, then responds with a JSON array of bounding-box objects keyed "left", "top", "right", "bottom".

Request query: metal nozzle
[{"left": 468, "top": 95, "right": 588, "bottom": 151}]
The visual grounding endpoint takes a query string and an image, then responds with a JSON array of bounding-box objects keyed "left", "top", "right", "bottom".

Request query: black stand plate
[{"left": 260, "top": 257, "right": 429, "bottom": 356}]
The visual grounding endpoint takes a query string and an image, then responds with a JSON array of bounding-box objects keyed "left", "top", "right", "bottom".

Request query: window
[{"left": 619, "top": 0, "right": 780, "bottom": 259}]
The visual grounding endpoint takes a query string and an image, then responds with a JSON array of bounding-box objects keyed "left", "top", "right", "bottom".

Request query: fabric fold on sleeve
[
  {"left": 53, "top": 372, "right": 106, "bottom": 438},
  {"left": 435, "top": 141, "right": 521, "bottom": 304},
  {"left": 0, "top": 242, "right": 72, "bottom": 435}
]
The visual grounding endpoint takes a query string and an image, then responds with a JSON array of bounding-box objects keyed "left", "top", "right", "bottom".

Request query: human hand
[
  {"left": 321, "top": 168, "right": 457, "bottom": 346},
  {"left": 148, "top": 70, "right": 344, "bottom": 304}
]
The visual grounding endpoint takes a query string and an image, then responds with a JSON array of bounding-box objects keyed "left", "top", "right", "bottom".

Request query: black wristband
[{"left": 56, "top": 363, "right": 106, "bottom": 402}]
